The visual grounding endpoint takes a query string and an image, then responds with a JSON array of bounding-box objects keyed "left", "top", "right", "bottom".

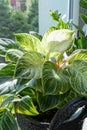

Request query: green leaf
[
  {"left": 0, "top": 76, "right": 35, "bottom": 96},
  {"left": 19, "top": 87, "right": 36, "bottom": 99},
  {"left": 80, "top": 0, "right": 87, "bottom": 9},
  {"left": 46, "top": 29, "right": 75, "bottom": 53},
  {"left": 15, "top": 96, "right": 39, "bottom": 116},
  {"left": 0, "top": 108, "right": 18, "bottom": 130},
  {"left": 20, "top": 78, "right": 43, "bottom": 92},
  {"left": 0, "top": 95, "right": 15, "bottom": 107},
  {"left": 0, "top": 63, "right": 15, "bottom": 76},
  {"left": 74, "top": 36, "right": 87, "bottom": 49},
  {"left": 42, "top": 61, "right": 70, "bottom": 95},
  {"left": 0, "top": 63, "right": 8, "bottom": 70},
  {"left": 29, "top": 31, "right": 42, "bottom": 41},
  {"left": 57, "top": 19, "right": 70, "bottom": 29},
  {"left": 6, "top": 49, "right": 23, "bottom": 62},
  {"left": 16, "top": 52, "right": 45, "bottom": 79},
  {"left": 49, "top": 10, "right": 61, "bottom": 22},
  {"left": 15, "top": 33, "right": 42, "bottom": 53},
  {"left": 0, "top": 38, "right": 18, "bottom": 57},
  {"left": 16, "top": 78, "right": 37, "bottom": 94},
  {"left": 69, "top": 49, "right": 87, "bottom": 63},
  {"left": 68, "top": 60, "right": 87, "bottom": 97},
  {"left": 0, "top": 45, "right": 6, "bottom": 55},
  {"left": 49, "top": 10, "right": 69, "bottom": 29},
  {"left": 0, "top": 78, "right": 17, "bottom": 95},
  {"left": 0, "top": 38, "right": 18, "bottom": 50},
  {"left": 0, "top": 62, "right": 18, "bottom": 95},
  {"left": 80, "top": 13, "right": 87, "bottom": 24},
  {"left": 37, "top": 92, "right": 69, "bottom": 112},
  {"left": 72, "top": 23, "right": 85, "bottom": 36}
]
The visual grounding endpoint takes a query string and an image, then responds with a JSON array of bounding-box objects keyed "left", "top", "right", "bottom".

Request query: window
[{"left": 0, "top": 0, "right": 38, "bottom": 39}]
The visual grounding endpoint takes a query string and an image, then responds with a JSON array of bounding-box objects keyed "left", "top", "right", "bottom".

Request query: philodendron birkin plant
[{"left": 1, "top": 27, "right": 87, "bottom": 129}]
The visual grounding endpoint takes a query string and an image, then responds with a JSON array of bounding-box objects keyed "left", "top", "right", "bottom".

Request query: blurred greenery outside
[{"left": 0, "top": 0, "right": 38, "bottom": 39}]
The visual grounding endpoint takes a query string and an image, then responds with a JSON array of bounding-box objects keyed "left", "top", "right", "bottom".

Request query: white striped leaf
[
  {"left": 15, "top": 96, "right": 39, "bottom": 116},
  {"left": 69, "top": 49, "right": 87, "bottom": 63},
  {"left": 6, "top": 49, "right": 23, "bottom": 62},
  {"left": 16, "top": 52, "right": 45, "bottom": 79},
  {"left": 42, "top": 61, "right": 70, "bottom": 95},
  {"left": 68, "top": 60, "right": 87, "bottom": 97},
  {"left": 46, "top": 29, "right": 74, "bottom": 53},
  {"left": 0, "top": 108, "right": 18, "bottom": 130},
  {"left": 37, "top": 92, "right": 69, "bottom": 112},
  {"left": 15, "top": 33, "right": 43, "bottom": 53}
]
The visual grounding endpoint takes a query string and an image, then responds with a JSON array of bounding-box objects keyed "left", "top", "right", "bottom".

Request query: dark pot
[
  {"left": 16, "top": 113, "right": 50, "bottom": 130},
  {"left": 50, "top": 97, "right": 87, "bottom": 130},
  {"left": 16, "top": 97, "right": 87, "bottom": 130}
]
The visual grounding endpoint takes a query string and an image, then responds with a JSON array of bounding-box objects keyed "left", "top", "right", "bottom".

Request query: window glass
[{"left": 0, "top": 0, "right": 38, "bottom": 39}]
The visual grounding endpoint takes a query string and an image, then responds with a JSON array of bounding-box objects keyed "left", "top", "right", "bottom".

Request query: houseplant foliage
[
  {"left": 73, "top": 0, "right": 87, "bottom": 49},
  {"left": 0, "top": 10, "right": 87, "bottom": 130}
]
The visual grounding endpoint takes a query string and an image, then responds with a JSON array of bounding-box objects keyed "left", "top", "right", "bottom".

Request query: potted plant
[{"left": 0, "top": 9, "right": 87, "bottom": 130}]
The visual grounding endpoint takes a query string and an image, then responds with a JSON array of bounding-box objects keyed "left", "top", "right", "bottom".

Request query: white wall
[
  {"left": 39, "top": 0, "right": 69, "bottom": 35},
  {"left": 39, "top": 0, "right": 80, "bottom": 35}
]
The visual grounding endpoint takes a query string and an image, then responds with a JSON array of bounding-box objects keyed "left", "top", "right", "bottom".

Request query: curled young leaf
[{"left": 47, "top": 29, "right": 75, "bottom": 53}]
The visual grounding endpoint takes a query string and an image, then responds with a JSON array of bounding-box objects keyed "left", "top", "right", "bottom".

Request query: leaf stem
[{"left": 45, "top": 52, "right": 50, "bottom": 61}]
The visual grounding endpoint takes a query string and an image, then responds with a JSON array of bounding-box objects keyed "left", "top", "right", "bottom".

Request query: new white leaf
[{"left": 47, "top": 29, "right": 75, "bottom": 52}]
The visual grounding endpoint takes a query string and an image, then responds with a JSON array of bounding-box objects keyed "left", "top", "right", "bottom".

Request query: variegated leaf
[
  {"left": 42, "top": 61, "right": 70, "bottom": 95},
  {"left": 0, "top": 108, "right": 18, "bottom": 130},
  {"left": 15, "top": 96, "right": 39, "bottom": 116},
  {"left": 16, "top": 52, "right": 45, "bottom": 79},
  {"left": 68, "top": 60, "right": 87, "bottom": 97}
]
